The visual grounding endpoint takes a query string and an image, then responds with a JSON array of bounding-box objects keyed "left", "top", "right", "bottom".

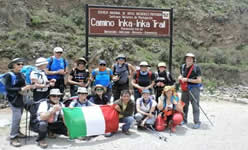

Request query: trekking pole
[
  {"left": 144, "top": 125, "right": 167, "bottom": 142},
  {"left": 188, "top": 90, "right": 214, "bottom": 126},
  {"left": 25, "top": 105, "right": 28, "bottom": 144}
]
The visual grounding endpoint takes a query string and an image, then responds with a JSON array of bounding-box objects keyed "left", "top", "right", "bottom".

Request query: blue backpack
[
  {"left": 21, "top": 65, "right": 37, "bottom": 85},
  {"left": 0, "top": 72, "right": 17, "bottom": 96}
]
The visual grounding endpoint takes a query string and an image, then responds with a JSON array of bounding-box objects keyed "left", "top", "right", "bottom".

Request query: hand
[
  {"left": 57, "top": 69, "right": 66, "bottom": 75},
  {"left": 78, "top": 82, "right": 85, "bottom": 87},
  {"left": 114, "top": 104, "right": 121, "bottom": 112},
  {"left": 53, "top": 104, "right": 61, "bottom": 112},
  {"left": 112, "top": 76, "right": 119, "bottom": 82},
  {"left": 148, "top": 113, "right": 153, "bottom": 118}
]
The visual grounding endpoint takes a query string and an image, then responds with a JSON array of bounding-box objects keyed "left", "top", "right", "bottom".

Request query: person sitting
[
  {"left": 157, "top": 86, "right": 184, "bottom": 133},
  {"left": 69, "top": 87, "right": 94, "bottom": 108},
  {"left": 89, "top": 84, "right": 109, "bottom": 105},
  {"left": 134, "top": 89, "right": 157, "bottom": 129},
  {"left": 114, "top": 90, "right": 135, "bottom": 135},
  {"left": 31, "top": 89, "right": 67, "bottom": 148}
]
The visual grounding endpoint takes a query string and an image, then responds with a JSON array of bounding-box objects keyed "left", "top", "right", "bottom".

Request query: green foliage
[{"left": 30, "top": 16, "right": 42, "bottom": 25}]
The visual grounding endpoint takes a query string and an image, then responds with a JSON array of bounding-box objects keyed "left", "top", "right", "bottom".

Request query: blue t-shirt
[
  {"left": 92, "top": 68, "right": 113, "bottom": 88},
  {"left": 47, "top": 56, "right": 68, "bottom": 79}
]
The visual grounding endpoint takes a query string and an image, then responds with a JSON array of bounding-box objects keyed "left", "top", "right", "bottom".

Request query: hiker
[
  {"left": 112, "top": 54, "right": 135, "bottom": 101},
  {"left": 178, "top": 53, "right": 202, "bottom": 129},
  {"left": 46, "top": 47, "right": 68, "bottom": 98},
  {"left": 69, "top": 87, "right": 94, "bottom": 108},
  {"left": 154, "top": 62, "right": 175, "bottom": 102},
  {"left": 31, "top": 88, "right": 67, "bottom": 148},
  {"left": 114, "top": 90, "right": 135, "bottom": 135},
  {"left": 31, "top": 57, "right": 55, "bottom": 101},
  {"left": 67, "top": 57, "right": 90, "bottom": 97},
  {"left": 131, "top": 61, "right": 155, "bottom": 101},
  {"left": 91, "top": 60, "right": 113, "bottom": 101},
  {"left": 157, "top": 86, "right": 184, "bottom": 132},
  {"left": 89, "top": 84, "right": 109, "bottom": 105},
  {"left": 6, "top": 58, "right": 34, "bottom": 147},
  {"left": 135, "top": 89, "right": 157, "bottom": 129}
]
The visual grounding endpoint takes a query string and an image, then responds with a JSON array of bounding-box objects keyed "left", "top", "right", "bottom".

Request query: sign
[{"left": 88, "top": 6, "right": 170, "bottom": 38}]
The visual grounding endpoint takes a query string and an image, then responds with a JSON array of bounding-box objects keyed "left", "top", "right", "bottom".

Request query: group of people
[{"left": 5, "top": 46, "right": 202, "bottom": 148}]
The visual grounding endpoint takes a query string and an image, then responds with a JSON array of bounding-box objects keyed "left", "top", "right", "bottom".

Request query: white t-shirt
[
  {"left": 30, "top": 70, "right": 49, "bottom": 92},
  {"left": 37, "top": 101, "right": 64, "bottom": 122},
  {"left": 136, "top": 98, "right": 157, "bottom": 113}
]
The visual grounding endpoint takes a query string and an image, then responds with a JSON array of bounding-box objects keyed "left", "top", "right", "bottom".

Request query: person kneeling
[
  {"left": 157, "top": 86, "right": 184, "bottom": 133},
  {"left": 31, "top": 89, "right": 67, "bottom": 149},
  {"left": 135, "top": 89, "right": 157, "bottom": 129},
  {"left": 114, "top": 90, "right": 135, "bottom": 135}
]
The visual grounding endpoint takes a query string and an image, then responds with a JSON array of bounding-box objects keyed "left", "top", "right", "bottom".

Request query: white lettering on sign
[
  {"left": 90, "top": 18, "right": 115, "bottom": 27},
  {"left": 136, "top": 20, "right": 150, "bottom": 28},
  {"left": 153, "top": 20, "right": 166, "bottom": 28},
  {"left": 118, "top": 19, "right": 133, "bottom": 27}
]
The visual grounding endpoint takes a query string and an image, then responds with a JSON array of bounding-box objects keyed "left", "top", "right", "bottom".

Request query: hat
[
  {"left": 142, "top": 89, "right": 150, "bottom": 94},
  {"left": 115, "top": 54, "right": 126, "bottom": 61},
  {"left": 35, "top": 57, "right": 48, "bottom": 67},
  {"left": 8, "top": 58, "right": 25, "bottom": 69},
  {"left": 99, "top": 60, "right": 106, "bottom": 65},
  {"left": 163, "top": 86, "right": 175, "bottom": 93},
  {"left": 53, "top": 47, "right": 63, "bottom": 53},
  {"left": 49, "top": 88, "right": 63, "bottom": 96},
  {"left": 139, "top": 61, "right": 149, "bottom": 67},
  {"left": 76, "top": 57, "right": 87, "bottom": 64},
  {"left": 93, "top": 84, "right": 107, "bottom": 93},
  {"left": 77, "top": 87, "right": 88, "bottom": 94},
  {"left": 184, "top": 53, "right": 196, "bottom": 62},
  {"left": 158, "top": 62, "right": 166, "bottom": 67}
]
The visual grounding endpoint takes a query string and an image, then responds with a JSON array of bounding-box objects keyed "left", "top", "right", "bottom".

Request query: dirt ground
[{"left": 0, "top": 100, "right": 248, "bottom": 150}]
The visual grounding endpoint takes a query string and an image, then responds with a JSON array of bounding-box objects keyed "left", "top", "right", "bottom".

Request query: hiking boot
[
  {"left": 10, "top": 137, "right": 22, "bottom": 147},
  {"left": 17, "top": 131, "right": 26, "bottom": 138},
  {"left": 192, "top": 123, "right": 201, "bottom": 129},
  {"left": 48, "top": 132, "right": 56, "bottom": 138},
  {"left": 104, "top": 132, "right": 114, "bottom": 137},
  {"left": 180, "top": 120, "right": 187, "bottom": 125},
  {"left": 37, "top": 140, "right": 48, "bottom": 149},
  {"left": 122, "top": 130, "right": 131, "bottom": 135}
]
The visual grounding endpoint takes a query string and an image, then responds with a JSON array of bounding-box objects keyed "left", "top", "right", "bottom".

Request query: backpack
[
  {"left": 113, "top": 63, "right": 129, "bottom": 75},
  {"left": 48, "top": 56, "right": 66, "bottom": 71},
  {"left": 136, "top": 70, "right": 152, "bottom": 83},
  {"left": 21, "top": 65, "right": 37, "bottom": 85},
  {"left": 113, "top": 63, "right": 129, "bottom": 84},
  {"left": 0, "top": 72, "right": 17, "bottom": 96}
]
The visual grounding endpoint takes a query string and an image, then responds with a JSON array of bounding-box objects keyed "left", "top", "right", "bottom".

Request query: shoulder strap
[
  {"left": 136, "top": 70, "right": 140, "bottom": 83},
  {"left": 113, "top": 64, "right": 117, "bottom": 74},
  {"left": 63, "top": 58, "right": 66, "bottom": 71},
  {"left": 186, "top": 64, "right": 194, "bottom": 78},
  {"left": 148, "top": 71, "right": 152, "bottom": 79},
  {"left": 8, "top": 72, "right": 17, "bottom": 86},
  {"left": 48, "top": 56, "right": 53, "bottom": 71}
]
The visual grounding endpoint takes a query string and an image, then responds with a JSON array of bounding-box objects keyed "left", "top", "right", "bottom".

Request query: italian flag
[{"left": 63, "top": 105, "right": 119, "bottom": 139}]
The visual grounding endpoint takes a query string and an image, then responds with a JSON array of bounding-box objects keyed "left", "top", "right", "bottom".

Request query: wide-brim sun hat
[
  {"left": 93, "top": 84, "right": 107, "bottom": 93},
  {"left": 8, "top": 58, "right": 25, "bottom": 69},
  {"left": 158, "top": 62, "right": 166, "bottom": 67},
  {"left": 139, "top": 61, "right": 149, "bottom": 67},
  {"left": 163, "top": 86, "right": 175, "bottom": 93},
  {"left": 184, "top": 52, "right": 196, "bottom": 62},
  {"left": 53, "top": 47, "right": 63, "bottom": 53},
  {"left": 115, "top": 54, "right": 126, "bottom": 61},
  {"left": 49, "top": 88, "right": 63, "bottom": 96},
  {"left": 35, "top": 57, "right": 48, "bottom": 67},
  {"left": 77, "top": 87, "right": 88, "bottom": 94},
  {"left": 76, "top": 57, "right": 87, "bottom": 64}
]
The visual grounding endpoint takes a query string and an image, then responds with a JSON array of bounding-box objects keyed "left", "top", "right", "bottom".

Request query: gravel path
[{"left": 0, "top": 100, "right": 248, "bottom": 150}]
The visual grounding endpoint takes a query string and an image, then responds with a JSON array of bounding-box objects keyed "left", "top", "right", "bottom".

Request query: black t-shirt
[
  {"left": 133, "top": 70, "right": 155, "bottom": 87},
  {"left": 180, "top": 64, "right": 201, "bottom": 80},
  {"left": 70, "top": 68, "right": 89, "bottom": 83}
]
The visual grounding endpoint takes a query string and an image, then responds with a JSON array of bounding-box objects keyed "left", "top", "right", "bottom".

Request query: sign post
[{"left": 85, "top": 5, "right": 173, "bottom": 72}]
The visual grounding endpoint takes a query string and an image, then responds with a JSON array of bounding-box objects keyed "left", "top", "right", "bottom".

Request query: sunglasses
[
  {"left": 50, "top": 95, "right": 60, "bottom": 98},
  {"left": 17, "top": 63, "right": 24, "bottom": 66},
  {"left": 96, "top": 88, "right": 104, "bottom": 92},
  {"left": 99, "top": 64, "right": 106, "bottom": 66},
  {"left": 56, "top": 52, "right": 63, "bottom": 54},
  {"left": 78, "top": 93, "right": 88, "bottom": 95},
  {"left": 78, "top": 62, "right": 85, "bottom": 65}
]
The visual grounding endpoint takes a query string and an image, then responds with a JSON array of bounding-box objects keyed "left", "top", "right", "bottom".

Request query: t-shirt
[
  {"left": 180, "top": 64, "right": 201, "bottom": 80},
  {"left": 133, "top": 71, "right": 155, "bottom": 87},
  {"left": 69, "top": 68, "right": 89, "bottom": 83},
  {"left": 119, "top": 102, "right": 127, "bottom": 118},
  {"left": 37, "top": 101, "right": 64, "bottom": 122},
  {"left": 92, "top": 68, "right": 113, "bottom": 87},
  {"left": 136, "top": 98, "right": 157, "bottom": 113},
  {"left": 30, "top": 70, "right": 49, "bottom": 92},
  {"left": 47, "top": 56, "right": 68, "bottom": 79}
]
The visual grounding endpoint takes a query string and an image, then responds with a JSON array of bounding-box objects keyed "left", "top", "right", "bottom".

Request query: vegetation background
[{"left": 0, "top": 0, "right": 247, "bottom": 92}]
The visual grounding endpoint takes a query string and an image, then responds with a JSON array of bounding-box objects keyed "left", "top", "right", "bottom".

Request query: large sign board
[{"left": 87, "top": 6, "right": 170, "bottom": 38}]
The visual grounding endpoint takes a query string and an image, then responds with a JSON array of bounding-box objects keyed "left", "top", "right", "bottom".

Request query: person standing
[
  {"left": 46, "top": 47, "right": 68, "bottom": 97},
  {"left": 6, "top": 58, "right": 34, "bottom": 147},
  {"left": 91, "top": 60, "right": 113, "bottom": 101},
  {"left": 68, "top": 58, "right": 90, "bottom": 97},
  {"left": 31, "top": 57, "right": 55, "bottom": 101},
  {"left": 154, "top": 62, "right": 175, "bottom": 102},
  {"left": 131, "top": 61, "right": 155, "bottom": 101},
  {"left": 178, "top": 53, "right": 202, "bottom": 129},
  {"left": 114, "top": 90, "right": 135, "bottom": 135},
  {"left": 112, "top": 54, "right": 135, "bottom": 101}
]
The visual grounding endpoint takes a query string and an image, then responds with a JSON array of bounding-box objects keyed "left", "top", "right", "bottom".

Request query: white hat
[
  {"left": 77, "top": 87, "right": 88, "bottom": 94},
  {"left": 139, "top": 61, "right": 149, "bottom": 66},
  {"left": 49, "top": 88, "right": 63, "bottom": 96},
  {"left": 35, "top": 57, "right": 48, "bottom": 67},
  {"left": 158, "top": 62, "right": 166, "bottom": 67},
  {"left": 53, "top": 47, "right": 63, "bottom": 53}
]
